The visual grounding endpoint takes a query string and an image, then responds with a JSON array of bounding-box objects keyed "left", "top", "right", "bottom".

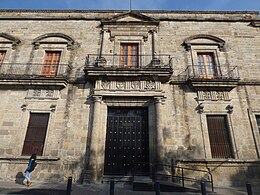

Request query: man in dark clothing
[{"left": 23, "top": 153, "right": 37, "bottom": 187}]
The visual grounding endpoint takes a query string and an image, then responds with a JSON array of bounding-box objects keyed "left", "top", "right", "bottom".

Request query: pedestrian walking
[{"left": 23, "top": 153, "right": 37, "bottom": 187}]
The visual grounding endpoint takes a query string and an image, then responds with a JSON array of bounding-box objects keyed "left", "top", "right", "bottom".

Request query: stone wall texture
[{"left": 0, "top": 10, "right": 260, "bottom": 187}]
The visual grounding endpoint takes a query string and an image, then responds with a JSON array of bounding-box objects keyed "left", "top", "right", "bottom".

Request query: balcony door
[
  {"left": 120, "top": 43, "right": 139, "bottom": 68},
  {"left": 41, "top": 51, "right": 61, "bottom": 76},
  {"left": 197, "top": 53, "right": 217, "bottom": 78}
]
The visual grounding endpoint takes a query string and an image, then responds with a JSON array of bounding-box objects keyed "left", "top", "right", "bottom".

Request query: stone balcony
[
  {"left": 177, "top": 65, "right": 240, "bottom": 91},
  {"left": 84, "top": 54, "right": 173, "bottom": 83},
  {"left": 0, "top": 63, "right": 71, "bottom": 89}
]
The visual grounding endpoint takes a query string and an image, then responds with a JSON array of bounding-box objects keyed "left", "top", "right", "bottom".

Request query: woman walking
[{"left": 23, "top": 153, "right": 37, "bottom": 187}]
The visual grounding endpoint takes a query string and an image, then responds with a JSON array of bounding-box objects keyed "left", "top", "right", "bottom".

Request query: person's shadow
[{"left": 15, "top": 171, "right": 24, "bottom": 185}]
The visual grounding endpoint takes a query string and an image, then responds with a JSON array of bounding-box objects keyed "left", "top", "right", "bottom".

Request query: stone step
[
  {"left": 133, "top": 179, "right": 197, "bottom": 192},
  {"left": 102, "top": 175, "right": 133, "bottom": 183}
]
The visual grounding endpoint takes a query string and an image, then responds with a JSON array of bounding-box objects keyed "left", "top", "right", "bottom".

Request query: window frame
[
  {"left": 206, "top": 114, "right": 235, "bottom": 159},
  {"left": 120, "top": 42, "right": 139, "bottom": 68},
  {"left": 22, "top": 112, "right": 50, "bottom": 156},
  {"left": 0, "top": 50, "right": 7, "bottom": 65},
  {"left": 255, "top": 115, "right": 260, "bottom": 134},
  {"left": 41, "top": 50, "right": 62, "bottom": 77},
  {"left": 196, "top": 51, "right": 218, "bottom": 78},
  {"left": 191, "top": 47, "right": 221, "bottom": 78}
]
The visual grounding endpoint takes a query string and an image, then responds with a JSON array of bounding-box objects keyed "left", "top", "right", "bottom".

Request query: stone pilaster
[
  {"left": 154, "top": 97, "right": 164, "bottom": 172},
  {"left": 84, "top": 95, "right": 102, "bottom": 183}
]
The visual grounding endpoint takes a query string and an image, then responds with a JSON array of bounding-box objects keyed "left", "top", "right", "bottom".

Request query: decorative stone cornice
[
  {"left": 96, "top": 80, "right": 161, "bottom": 91},
  {"left": 197, "top": 91, "right": 230, "bottom": 101},
  {"left": 251, "top": 20, "right": 260, "bottom": 27},
  {"left": 32, "top": 33, "right": 75, "bottom": 50},
  {"left": 101, "top": 11, "right": 160, "bottom": 26},
  {"left": 0, "top": 10, "right": 258, "bottom": 22},
  {"left": 183, "top": 34, "right": 225, "bottom": 51},
  {"left": 0, "top": 33, "right": 21, "bottom": 49},
  {"left": 92, "top": 95, "right": 102, "bottom": 103}
]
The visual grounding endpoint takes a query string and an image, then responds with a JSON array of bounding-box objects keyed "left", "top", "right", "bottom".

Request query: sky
[{"left": 0, "top": 0, "right": 259, "bottom": 12}]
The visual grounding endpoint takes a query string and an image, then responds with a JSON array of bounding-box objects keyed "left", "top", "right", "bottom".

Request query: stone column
[
  {"left": 84, "top": 95, "right": 102, "bottom": 183},
  {"left": 149, "top": 30, "right": 155, "bottom": 59},
  {"left": 154, "top": 97, "right": 164, "bottom": 172}
]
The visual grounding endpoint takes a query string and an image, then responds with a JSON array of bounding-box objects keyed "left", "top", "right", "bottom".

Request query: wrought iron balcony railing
[
  {"left": 179, "top": 65, "right": 239, "bottom": 80},
  {"left": 0, "top": 63, "right": 71, "bottom": 79},
  {"left": 85, "top": 54, "right": 172, "bottom": 68}
]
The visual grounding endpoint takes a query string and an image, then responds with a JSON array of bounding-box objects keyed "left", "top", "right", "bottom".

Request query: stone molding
[
  {"left": 0, "top": 10, "right": 258, "bottom": 23},
  {"left": 32, "top": 33, "right": 75, "bottom": 50},
  {"left": 101, "top": 11, "right": 159, "bottom": 26},
  {"left": 183, "top": 34, "right": 225, "bottom": 51},
  {"left": 96, "top": 80, "right": 161, "bottom": 91},
  {"left": 26, "top": 89, "right": 59, "bottom": 99},
  {"left": 197, "top": 91, "right": 230, "bottom": 101},
  {"left": 251, "top": 20, "right": 260, "bottom": 27},
  {"left": 0, "top": 33, "right": 21, "bottom": 49}
]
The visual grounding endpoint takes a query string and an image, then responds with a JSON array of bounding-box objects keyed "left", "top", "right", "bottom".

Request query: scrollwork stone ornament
[
  {"left": 101, "top": 80, "right": 111, "bottom": 89},
  {"left": 21, "top": 104, "right": 27, "bottom": 112},
  {"left": 92, "top": 95, "right": 102, "bottom": 103},
  {"left": 116, "top": 81, "right": 126, "bottom": 90},
  {"left": 50, "top": 104, "right": 56, "bottom": 112},
  {"left": 33, "top": 90, "right": 41, "bottom": 97},
  {"left": 197, "top": 103, "right": 204, "bottom": 114},
  {"left": 144, "top": 80, "right": 156, "bottom": 90},
  {"left": 198, "top": 91, "right": 230, "bottom": 101},
  {"left": 46, "top": 90, "right": 54, "bottom": 97},
  {"left": 27, "top": 89, "right": 58, "bottom": 99},
  {"left": 131, "top": 81, "right": 141, "bottom": 90}
]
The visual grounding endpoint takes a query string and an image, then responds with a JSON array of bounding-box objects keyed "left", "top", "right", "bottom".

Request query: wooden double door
[{"left": 104, "top": 108, "right": 149, "bottom": 176}]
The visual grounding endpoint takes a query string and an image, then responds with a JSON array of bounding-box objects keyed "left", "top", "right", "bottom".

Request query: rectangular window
[
  {"left": 120, "top": 43, "right": 139, "bottom": 67},
  {"left": 207, "top": 115, "right": 234, "bottom": 158},
  {"left": 41, "top": 51, "right": 61, "bottom": 76},
  {"left": 197, "top": 52, "right": 216, "bottom": 78},
  {"left": 22, "top": 113, "right": 50, "bottom": 156},
  {"left": 0, "top": 50, "right": 6, "bottom": 65},
  {"left": 255, "top": 115, "right": 260, "bottom": 133}
]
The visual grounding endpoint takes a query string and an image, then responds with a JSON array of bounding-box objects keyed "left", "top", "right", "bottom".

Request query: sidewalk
[{"left": 0, "top": 180, "right": 259, "bottom": 195}]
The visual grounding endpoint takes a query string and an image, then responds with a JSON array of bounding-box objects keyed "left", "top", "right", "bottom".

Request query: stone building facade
[{"left": 0, "top": 9, "right": 260, "bottom": 187}]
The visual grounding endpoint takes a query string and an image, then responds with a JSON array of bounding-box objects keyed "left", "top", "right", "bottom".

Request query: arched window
[
  {"left": 183, "top": 34, "right": 225, "bottom": 79},
  {"left": 32, "top": 33, "right": 75, "bottom": 77}
]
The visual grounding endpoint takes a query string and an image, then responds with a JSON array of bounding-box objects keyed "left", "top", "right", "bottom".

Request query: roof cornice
[
  {"left": 0, "top": 9, "right": 258, "bottom": 23},
  {"left": 0, "top": 9, "right": 258, "bottom": 15}
]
